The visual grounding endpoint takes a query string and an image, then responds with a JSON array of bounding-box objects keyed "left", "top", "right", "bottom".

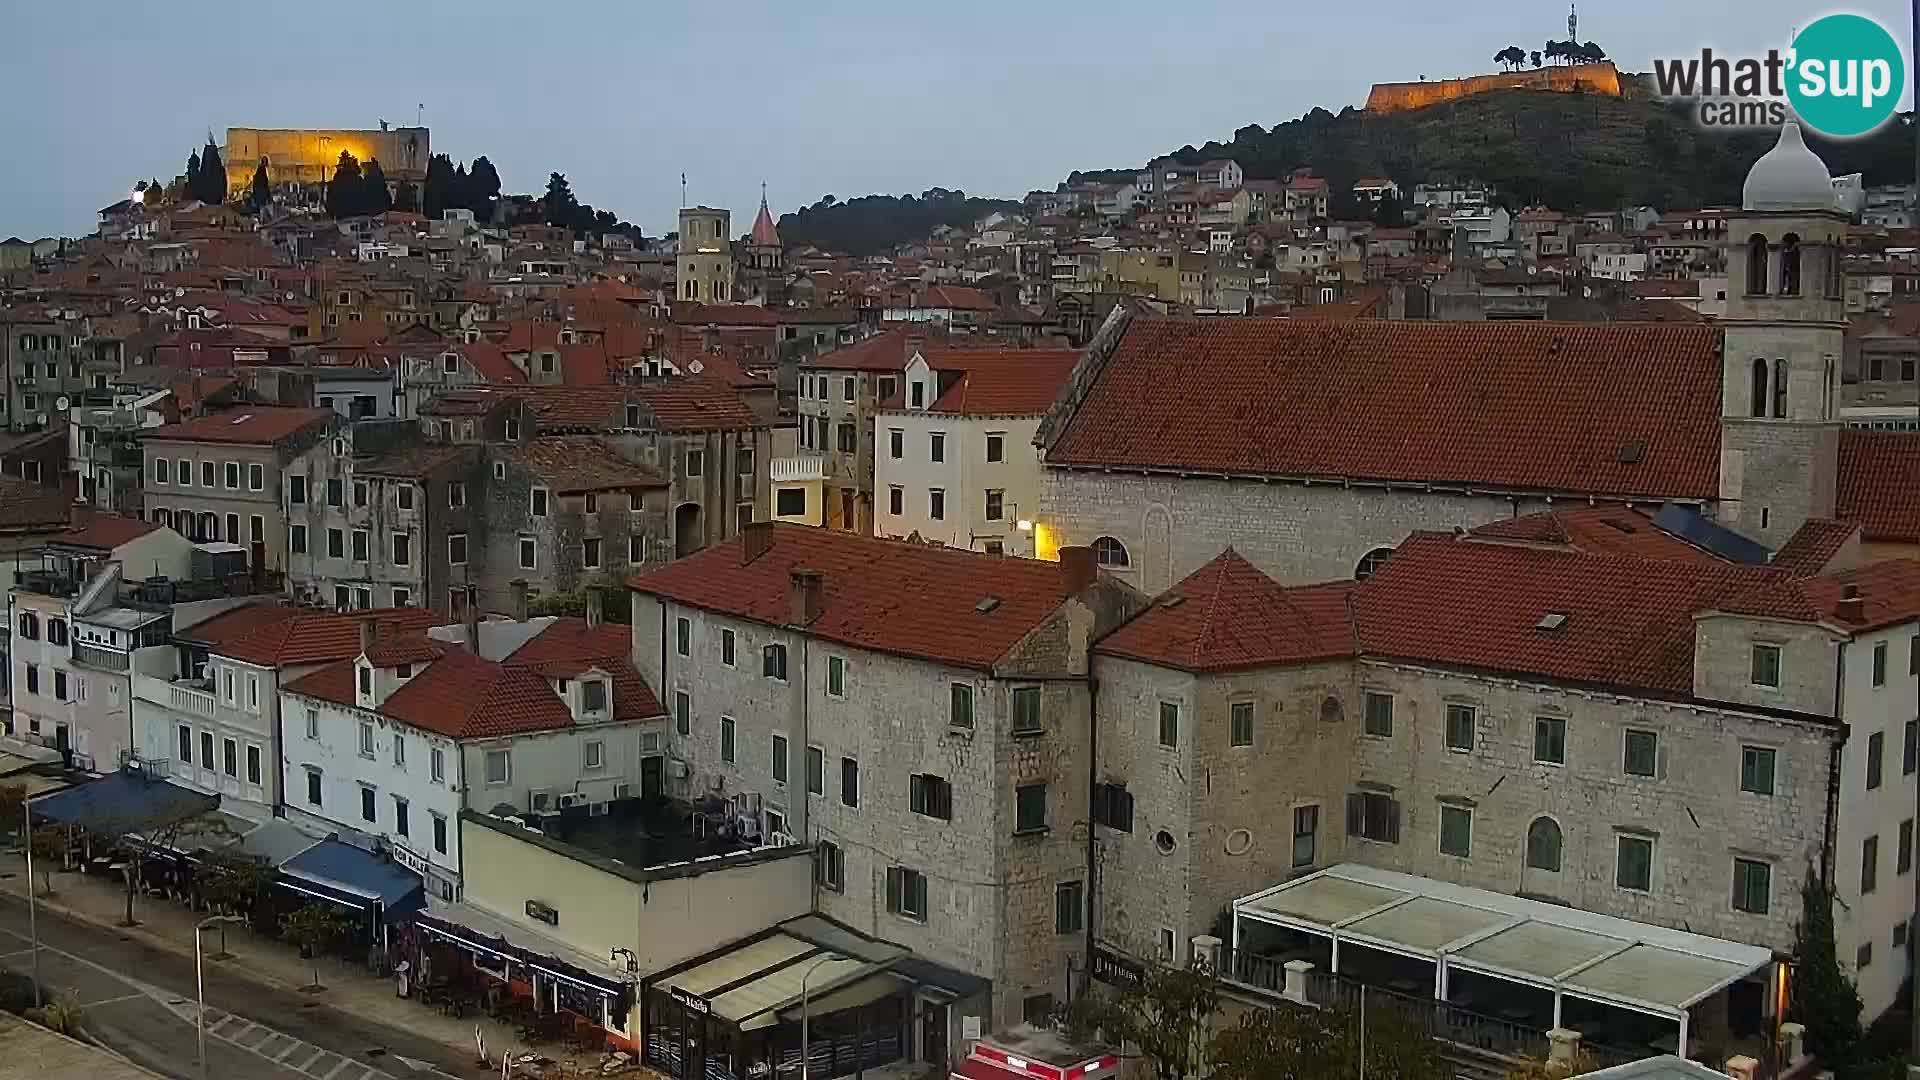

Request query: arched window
[
  {"left": 1355, "top": 547, "right": 1395, "bottom": 580},
  {"left": 1091, "top": 536, "right": 1130, "bottom": 569},
  {"left": 1779, "top": 233, "right": 1801, "bottom": 295},
  {"left": 1773, "top": 358, "right": 1789, "bottom": 418},
  {"left": 1526, "top": 816, "right": 1562, "bottom": 872},
  {"left": 1750, "top": 358, "right": 1770, "bottom": 418},
  {"left": 1745, "top": 234, "right": 1769, "bottom": 296}
]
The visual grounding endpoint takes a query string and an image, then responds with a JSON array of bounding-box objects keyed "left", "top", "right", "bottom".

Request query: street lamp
[
  {"left": 195, "top": 914, "right": 245, "bottom": 1080},
  {"left": 798, "top": 954, "right": 840, "bottom": 1080},
  {"left": 21, "top": 799, "right": 40, "bottom": 1009}
]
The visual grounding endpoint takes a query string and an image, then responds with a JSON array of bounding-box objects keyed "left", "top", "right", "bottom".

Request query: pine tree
[
  {"left": 185, "top": 151, "right": 202, "bottom": 200},
  {"left": 542, "top": 172, "right": 579, "bottom": 229},
  {"left": 248, "top": 160, "right": 271, "bottom": 213},
  {"left": 421, "top": 154, "right": 454, "bottom": 220},
  {"left": 394, "top": 182, "right": 419, "bottom": 214},
  {"left": 195, "top": 138, "right": 227, "bottom": 204},
  {"left": 361, "top": 158, "right": 394, "bottom": 215},
  {"left": 1790, "top": 870, "right": 1862, "bottom": 1071},
  {"left": 325, "top": 151, "right": 363, "bottom": 219},
  {"left": 467, "top": 156, "right": 502, "bottom": 220},
  {"left": 451, "top": 163, "right": 471, "bottom": 215}
]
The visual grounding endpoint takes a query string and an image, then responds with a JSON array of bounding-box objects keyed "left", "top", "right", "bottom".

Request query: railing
[
  {"left": 169, "top": 683, "right": 216, "bottom": 719},
  {"left": 13, "top": 570, "right": 83, "bottom": 598},
  {"left": 71, "top": 642, "right": 129, "bottom": 671},
  {"left": 769, "top": 455, "right": 826, "bottom": 483}
]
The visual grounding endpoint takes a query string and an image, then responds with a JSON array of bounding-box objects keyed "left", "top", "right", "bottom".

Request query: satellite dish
[
  {"left": 687, "top": 359, "right": 705, "bottom": 374},
  {"left": 53, "top": 396, "right": 70, "bottom": 412}
]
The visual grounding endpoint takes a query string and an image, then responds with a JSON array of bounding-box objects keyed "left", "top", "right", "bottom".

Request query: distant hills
[{"left": 776, "top": 189, "right": 1021, "bottom": 257}]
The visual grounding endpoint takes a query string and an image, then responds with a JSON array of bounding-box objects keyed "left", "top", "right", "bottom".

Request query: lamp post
[
  {"left": 195, "top": 914, "right": 244, "bottom": 1080},
  {"left": 21, "top": 800, "right": 40, "bottom": 1009},
  {"left": 798, "top": 954, "right": 839, "bottom": 1080}
]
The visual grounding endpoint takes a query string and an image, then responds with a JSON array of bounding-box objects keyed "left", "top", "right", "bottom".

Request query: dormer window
[
  {"left": 583, "top": 679, "right": 608, "bottom": 714},
  {"left": 357, "top": 664, "right": 373, "bottom": 698}
]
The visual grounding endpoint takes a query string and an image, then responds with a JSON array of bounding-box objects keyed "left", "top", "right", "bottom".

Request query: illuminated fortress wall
[
  {"left": 221, "top": 127, "right": 431, "bottom": 192},
  {"left": 1365, "top": 62, "right": 1621, "bottom": 113}
]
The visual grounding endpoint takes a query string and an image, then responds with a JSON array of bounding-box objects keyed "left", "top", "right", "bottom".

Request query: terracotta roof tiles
[
  {"left": 510, "top": 437, "right": 666, "bottom": 493},
  {"left": 187, "top": 606, "right": 439, "bottom": 667},
  {"left": 52, "top": 513, "right": 163, "bottom": 551},
  {"left": 1771, "top": 519, "right": 1861, "bottom": 575},
  {"left": 144, "top": 406, "right": 332, "bottom": 446},
  {"left": 1095, "top": 550, "right": 1356, "bottom": 672},
  {"left": 1837, "top": 431, "right": 1920, "bottom": 543}
]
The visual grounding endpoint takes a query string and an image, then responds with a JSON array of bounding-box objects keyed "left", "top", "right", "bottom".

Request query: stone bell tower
[{"left": 1718, "top": 123, "right": 1846, "bottom": 548}]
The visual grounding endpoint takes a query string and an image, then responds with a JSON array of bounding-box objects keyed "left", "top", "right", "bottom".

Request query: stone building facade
[{"left": 141, "top": 406, "right": 335, "bottom": 572}]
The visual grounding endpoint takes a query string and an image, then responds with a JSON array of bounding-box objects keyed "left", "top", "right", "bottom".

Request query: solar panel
[{"left": 1651, "top": 504, "right": 1771, "bottom": 564}]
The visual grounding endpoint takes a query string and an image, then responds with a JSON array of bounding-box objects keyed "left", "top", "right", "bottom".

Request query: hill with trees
[{"left": 776, "top": 188, "right": 1022, "bottom": 255}]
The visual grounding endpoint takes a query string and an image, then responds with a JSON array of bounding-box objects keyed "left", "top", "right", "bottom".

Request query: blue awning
[
  {"left": 279, "top": 840, "right": 424, "bottom": 916},
  {"left": 30, "top": 769, "right": 219, "bottom": 836}
]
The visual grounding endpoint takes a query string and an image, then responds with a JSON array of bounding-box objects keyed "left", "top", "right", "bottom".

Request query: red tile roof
[
  {"left": 1709, "top": 558, "right": 1920, "bottom": 635},
  {"left": 506, "top": 618, "right": 663, "bottom": 720},
  {"left": 921, "top": 351, "right": 1081, "bottom": 416},
  {"left": 917, "top": 285, "right": 994, "bottom": 312},
  {"left": 1046, "top": 317, "right": 1724, "bottom": 499},
  {"left": 144, "top": 406, "right": 332, "bottom": 446},
  {"left": 53, "top": 513, "right": 163, "bottom": 551},
  {"left": 187, "top": 605, "right": 439, "bottom": 667},
  {"left": 1469, "top": 508, "right": 1727, "bottom": 565},
  {"left": 506, "top": 383, "right": 760, "bottom": 432},
  {"left": 288, "top": 649, "right": 577, "bottom": 739},
  {"left": 1095, "top": 550, "right": 1356, "bottom": 672},
  {"left": 811, "top": 330, "right": 913, "bottom": 372},
  {"left": 1771, "top": 519, "right": 1861, "bottom": 575},
  {"left": 0, "top": 480, "right": 74, "bottom": 533},
  {"left": 510, "top": 437, "right": 666, "bottom": 493},
  {"left": 1837, "top": 431, "right": 1920, "bottom": 543},
  {"left": 629, "top": 525, "right": 1079, "bottom": 670}
]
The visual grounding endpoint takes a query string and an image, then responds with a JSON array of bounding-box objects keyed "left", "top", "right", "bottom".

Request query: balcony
[
  {"left": 71, "top": 642, "right": 129, "bottom": 671},
  {"left": 12, "top": 570, "right": 83, "bottom": 598},
  {"left": 770, "top": 455, "right": 826, "bottom": 483}
]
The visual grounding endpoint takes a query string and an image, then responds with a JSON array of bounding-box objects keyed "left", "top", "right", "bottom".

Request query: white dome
[{"left": 1742, "top": 122, "right": 1835, "bottom": 212}]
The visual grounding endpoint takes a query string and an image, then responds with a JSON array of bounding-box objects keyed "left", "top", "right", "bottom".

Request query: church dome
[{"left": 1742, "top": 122, "right": 1835, "bottom": 212}]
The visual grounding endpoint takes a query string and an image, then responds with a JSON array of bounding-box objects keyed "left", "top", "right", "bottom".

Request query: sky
[{"left": 4, "top": 0, "right": 1913, "bottom": 240}]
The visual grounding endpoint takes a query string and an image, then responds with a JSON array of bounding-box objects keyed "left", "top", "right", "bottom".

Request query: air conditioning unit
[
  {"left": 668, "top": 759, "right": 690, "bottom": 779},
  {"left": 768, "top": 831, "right": 796, "bottom": 847},
  {"left": 556, "top": 792, "right": 584, "bottom": 810}
]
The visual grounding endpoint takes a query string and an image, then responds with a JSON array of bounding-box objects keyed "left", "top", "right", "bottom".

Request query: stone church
[{"left": 1036, "top": 123, "right": 1916, "bottom": 592}]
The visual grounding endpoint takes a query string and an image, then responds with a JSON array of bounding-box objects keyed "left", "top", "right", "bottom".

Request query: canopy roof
[{"left": 1233, "top": 865, "right": 1772, "bottom": 1017}]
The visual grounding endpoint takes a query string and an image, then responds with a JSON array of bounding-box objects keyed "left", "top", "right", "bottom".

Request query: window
[
  {"left": 771, "top": 734, "right": 788, "bottom": 784},
  {"left": 430, "top": 747, "right": 445, "bottom": 783},
  {"left": 531, "top": 489, "right": 548, "bottom": 517},
  {"left": 1745, "top": 234, "right": 1768, "bottom": 296},
  {"left": 1056, "top": 880, "right": 1084, "bottom": 934},
  {"left": 1346, "top": 791, "right": 1400, "bottom": 843},
  {"left": 910, "top": 773, "right": 953, "bottom": 820},
  {"left": 910, "top": 381, "right": 925, "bottom": 408},
  {"left": 1868, "top": 731, "right": 1885, "bottom": 789},
  {"left": 582, "top": 679, "right": 607, "bottom": 714},
  {"left": 177, "top": 724, "right": 192, "bottom": 762},
  {"left": 1779, "top": 233, "right": 1801, "bottom": 295},
  {"left": 721, "top": 716, "right": 736, "bottom": 763},
  {"left": 1863, "top": 834, "right": 1880, "bottom": 894},
  {"left": 46, "top": 618, "right": 66, "bottom": 646},
  {"left": 360, "top": 785, "right": 377, "bottom": 822},
  {"left": 394, "top": 797, "right": 410, "bottom": 838},
  {"left": 1741, "top": 746, "right": 1777, "bottom": 794},
  {"left": 327, "top": 528, "right": 344, "bottom": 559},
  {"left": 888, "top": 430, "right": 903, "bottom": 459},
  {"left": 763, "top": 643, "right": 788, "bottom": 680},
  {"left": 1733, "top": 859, "right": 1771, "bottom": 914},
  {"left": 1157, "top": 701, "right": 1179, "bottom": 747},
  {"left": 246, "top": 745, "right": 261, "bottom": 786},
  {"left": 827, "top": 656, "right": 846, "bottom": 697},
  {"left": 1016, "top": 784, "right": 1048, "bottom": 833},
  {"left": 1425, "top": 703, "right": 1472, "bottom": 753},
  {"left": 1624, "top": 729, "right": 1658, "bottom": 777},
  {"left": 224, "top": 461, "right": 240, "bottom": 489},
  {"left": 352, "top": 480, "right": 367, "bottom": 508},
  {"left": 1773, "top": 358, "right": 1789, "bottom": 419},
  {"left": 1908, "top": 719, "right": 1919, "bottom": 776},
  {"left": 1900, "top": 819, "right": 1913, "bottom": 875},
  {"left": 1010, "top": 686, "right": 1044, "bottom": 736},
  {"left": 1093, "top": 782, "right": 1134, "bottom": 832},
  {"left": 1092, "top": 536, "right": 1129, "bottom": 568},
  {"left": 1355, "top": 547, "right": 1396, "bottom": 580},
  {"left": 393, "top": 733, "right": 406, "bottom": 768},
  {"left": 1750, "top": 643, "right": 1782, "bottom": 687},
  {"left": 326, "top": 477, "right": 343, "bottom": 507},
  {"left": 247, "top": 463, "right": 264, "bottom": 491},
  {"left": 986, "top": 434, "right": 1004, "bottom": 463},
  {"left": 1290, "top": 799, "right": 1320, "bottom": 864},
  {"left": 582, "top": 538, "right": 601, "bottom": 568},
  {"left": 1526, "top": 816, "right": 1562, "bottom": 872},
  {"left": 225, "top": 513, "right": 240, "bottom": 543},
  {"left": 484, "top": 749, "right": 510, "bottom": 784},
  {"left": 391, "top": 532, "right": 410, "bottom": 566},
  {"left": 1439, "top": 804, "right": 1472, "bottom": 857},
  {"left": 49, "top": 671, "right": 67, "bottom": 701},
  {"left": 1363, "top": 692, "right": 1393, "bottom": 737},
  {"left": 433, "top": 813, "right": 447, "bottom": 854},
  {"left": 358, "top": 720, "right": 376, "bottom": 757},
  {"left": 776, "top": 488, "right": 806, "bottom": 516},
  {"left": 304, "top": 707, "right": 319, "bottom": 739},
  {"left": 397, "top": 484, "right": 414, "bottom": 511},
  {"left": 841, "top": 757, "right": 859, "bottom": 807},
  {"left": 674, "top": 690, "right": 691, "bottom": 735},
  {"left": 288, "top": 475, "right": 306, "bottom": 504},
  {"left": 806, "top": 745, "right": 825, "bottom": 795},
  {"left": 721, "top": 628, "right": 735, "bottom": 667},
  {"left": 290, "top": 523, "right": 308, "bottom": 555},
  {"left": 448, "top": 533, "right": 467, "bottom": 565},
  {"left": 929, "top": 488, "right": 944, "bottom": 520},
  {"left": 951, "top": 683, "right": 975, "bottom": 728},
  {"left": 886, "top": 867, "right": 928, "bottom": 921},
  {"left": 817, "top": 841, "right": 844, "bottom": 892},
  {"left": 519, "top": 536, "right": 536, "bottom": 570},
  {"left": 1869, "top": 639, "right": 1889, "bottom": 688},
  {"left": 1534, "top": 716, "right": 1567, "bottom": 764},
  {"left": 1616, "top": 834, "right": 1654, "bottom": 891},
  {"left": 306, "top": 768, "right": 322, "bottom": 807},
  {"left": 835, "top": 424, "right": 855, "bottom": 454},
  {"left": 153, "top": 458, "right": 168, "bottom": 485}
]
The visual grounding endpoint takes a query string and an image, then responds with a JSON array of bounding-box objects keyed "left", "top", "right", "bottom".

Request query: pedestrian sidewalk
[{"left": 0, "top": 850, "right": 522, "bottom": 1064}]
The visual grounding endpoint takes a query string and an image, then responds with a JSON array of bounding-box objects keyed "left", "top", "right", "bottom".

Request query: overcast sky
[{"left": 3, "top": 0, "right": 1911, "bottom": 240}]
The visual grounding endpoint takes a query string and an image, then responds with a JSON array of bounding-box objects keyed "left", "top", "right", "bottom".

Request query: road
[{"left": 0, "top": 892, "right": 487, "bottom": 1080}]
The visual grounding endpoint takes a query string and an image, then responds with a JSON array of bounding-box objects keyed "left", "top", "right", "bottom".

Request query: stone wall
[
  {"left": 223, "top": 127, "right": 430, "bottom": 189},
  {"left": 1364, "top": 64, "right": 1622, "bottom": 113}
]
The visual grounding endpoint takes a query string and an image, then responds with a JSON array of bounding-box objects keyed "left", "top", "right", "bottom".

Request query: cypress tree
[
  {"left": 361, "top": 158, "right": 393, "bottom": 215},
  {"left": 1790, "top": 870, "right": 1862, "bottom": 1071},
  {"left": 196, "top": 139, "right": 227, "bottom": 204},
  {"left": 248, "top": 160, "right": 271, "bottom": 213},
  {"left": 185, "top": 151, "right": 202, "bottom": 199},
  {"left": 325, "top": 151, "right": 363, "bottom": 219}
]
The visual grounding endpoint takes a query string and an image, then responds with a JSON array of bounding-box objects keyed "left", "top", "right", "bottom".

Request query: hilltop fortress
[
  {"left": 1366, "top": 61, "right": 1623, "bottom": 113},
  {"left": 220, "top": 125, "right": 430, "bottom": 195}
]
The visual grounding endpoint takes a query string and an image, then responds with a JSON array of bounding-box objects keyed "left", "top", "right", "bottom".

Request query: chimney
[
  {"left": 463, "top": 583, "right": 481, "bottom": 653},
  {"left": 1059, "top": 545, "right": 1098, "bottom": 596},
  {"left": 741, "top": 522, "right": 773, "bottom": 564},
  {"left": 358, "top": 617, "right": 377, "bottom": 658},
  {"left": 1837, "top": 583, "right": 1865, "bottom": 623},
  {"left": 703, "top": 323, "right": 720, "bottom": 351},
  {"left": 789, "top": 569, "right": 825, "bottom": 626},
  {"left": 510, "top": 579, "right": 529, "bottom": 622},
  {"left": 585, "top": 585, "right": 604, "bottom": 629}
]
